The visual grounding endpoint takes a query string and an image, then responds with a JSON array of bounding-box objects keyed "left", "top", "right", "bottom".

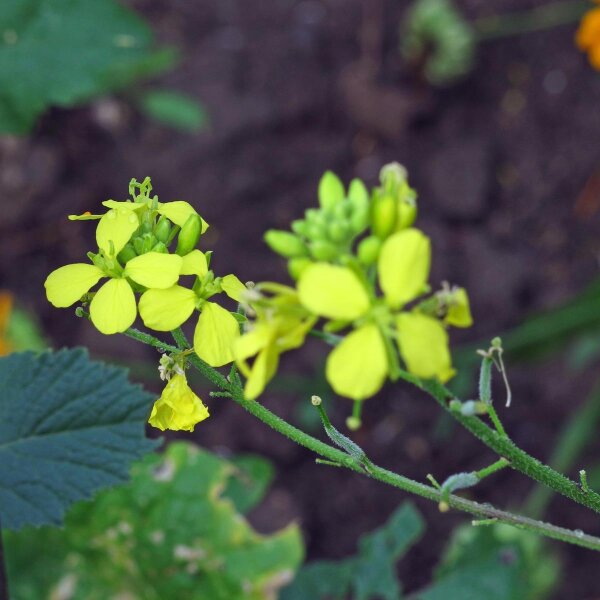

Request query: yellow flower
[
  {"left": 148, "top": 373, "right": 209, "bottom": 432},
  {"left": 234, "top": 285, "right": 317, "bottom": 399},
  {"left": 138, "top": 262, "right": 246, "bottom": 367},
  {"left": 45, "top": 252, "right": 183, "bottom": 335},
  {"left": 0, "top": 291, "right": 13, "bottom": 356},
  {"left": 576, "top": 5, "right": 600, "bottom": 69},
  {"left": 298, "top": 228, "right": 456, "bottom": 400}
]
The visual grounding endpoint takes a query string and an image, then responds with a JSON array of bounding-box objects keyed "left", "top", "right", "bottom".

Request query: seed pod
[
  {"left": 176, "top": 213, "right": 202, "bottom": 256},
  {"left": 358, "top": 235, "right": 382, "bottom": 265},
  {"left": 117, "top": 243, "right": 137, "bottom": 265},
  {"left": 264, "top": 230, "right": 307, "bottom": 258},
  {"left": 309, "top": 240, "right": 338, "bottom": 261},
  {"left": 154, "top": 216, "right": 172, "bottom": 243},
  {"left": 288, "top": 257, "right": 313, "bottom": 280}
]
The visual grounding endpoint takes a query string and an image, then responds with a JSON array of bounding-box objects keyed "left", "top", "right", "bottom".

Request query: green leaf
[
  {"left": 0, "top": 0, "right": 176, "bottom": 134},
  {"left": 282, "top": 502, "right": 425, "bottom": 600},
  {"left": 6, "top": 442, "right": 304, "bottom": 600},
  {"left": 416, "top": 524, "right": 559, "bottom": 600},
  {"left": 139, "top": 90, "right": 207, "bottom": 131},
  {"left": 223, "top": 454, "right": 275, "bottom": 514},
  {"left": 0, "top": 349, "right": 156, "bottom": 529}
]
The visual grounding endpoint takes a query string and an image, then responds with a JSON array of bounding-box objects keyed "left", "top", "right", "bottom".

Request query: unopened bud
[
  {"left": 357, "top": 235, "right": 382, "bottom": 265},
  {"left": 154, "top": 216, "right": 172, "bottom": 243},
  {"left": 327, "top": 221, "right": 350, "bottom": 243},
  {"left": 152, "top": 241, "right": 168, "bottom": 253},
  {"left": 264, "top": 230, "right": 307, "bottom": 258},
  {"left": 117, "top": 243, "right": 137, "bottom": 264},
  {"left": 176, "top": 213, "right": 202, "bottom": 256},
  {"left": 346, "top": 416, "right": 362, "bottom": 431},
  {"left": 141, "top": 232, "right": 157, "bottom": 254},
  {"left": 309, "top": 240, "right": 338, "bottom": 261},
  {"left": 371, "top": 191, "right": 397, "bottom": 239},
  {"left": 438, "top": 501, "right": 450, "bottom": 513},
  {"left": 318, "top": 171, "right": 345, "bottom": 209},
  {"left": 288, "top": 257, "right": 313, "bottom": 280},
  {"left": 311, "top": 395, "right": 322, "bottom": 406}
]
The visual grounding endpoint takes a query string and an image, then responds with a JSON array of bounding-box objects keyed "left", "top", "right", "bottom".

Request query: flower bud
[
  {"left": 357, "top": 235, "right": 382, "bottom": 265},
  {"left": 132, "top": 236, "right": 145, "bottom": 255},
  {"left": 396, "top": 193, "right": 418, "bottom": 230},
  {"left": 154, "top": 216, "right": 172, "bottom": 243},
  {"left": 288, "top": 257, "right": 312, "bottom": 280},
  {"left": 141, "top": 232, "right": 157, "bottom": 254},
  {"left": 264, "top": 230, "right": 307, "bottom": 258},
  {"left": 371, "top": 191, "right": 397, "bottom": 239},
  {"left": 327, "top": 221, "right": 350, "bottom": 243},
  {"left": 318, "top": 171, "right": 345, "bottom": 210},
  {"left": 176, "top": 213, "right": 202, "bottom": 256},
  {"left": 348, "top": 178, "right": 369, "bottom": 212},
  {"left": 117, "top": 243, "right": 137, "bottom": 265},
  {"left": 291, "top": 219, "right": 309, "bottom": 237},
  {"left": 309, "top": 240, "right": 338, "bottom": 261},
  {"left": 349, "top": 205, "right": 369, "bottom": 234},
  {"left": 152, "top": 241, "right": 168, "bottom": 253}
]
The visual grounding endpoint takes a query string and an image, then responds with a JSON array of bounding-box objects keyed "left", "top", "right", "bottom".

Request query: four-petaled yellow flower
[
  {"left": 298, "top": 228, "right": 459, "bottom": 400},
  {"left": 149, "top": 373, "right": 209, "bottom": 432},
  {"left": 576, "top": 2, "right": 600, "bottom": 69}
]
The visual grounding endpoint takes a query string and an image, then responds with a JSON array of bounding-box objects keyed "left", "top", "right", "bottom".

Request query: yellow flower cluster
[
  {"left": 577, "top": 1, "right": 600, "bottom": 69},
  {"left": 44, "top": 178, "right": 244, "bottom": 432}
]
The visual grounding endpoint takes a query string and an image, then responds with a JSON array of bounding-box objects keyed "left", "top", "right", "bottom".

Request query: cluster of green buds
[
  {"left": 237, "top": 163, "right": 473, "bottom": 414},
  {"left": 265, "top": 163, "right": 418, "bottom": 279},
  {"left": 45, "top": 177, "right": 246, "bottom": 432}
]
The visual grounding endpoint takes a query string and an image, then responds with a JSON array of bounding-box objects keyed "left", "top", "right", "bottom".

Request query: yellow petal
[
  {"left": 139, "top": 285, "right": 197, "bottom": 331},
  {"left": 446, "top": 288, "right": 473, "bottom": 328},
  {"left": 102, "top": 200, "right": 146, "bottom": 210},
  {"left": 89, "top": 278, "right": 136, "bottom": 334},
  {"left": 244, "top": 346, "right": 279, "bottom": 400},
  {"left": 396, "top": 313, "right": 454, "bottom": 382},
  {"left": 221, "top": 274, "right": 246, "bottom": 302},
  {"left": 193, "top": 302, "right": 240, "bottom": 367},
  {"left": 45, "top": 264, "right": 105, "bottom": 308},
  {"left": 148, "top": 374, "right": 209, "bottom": 432},
  {"left": 125, "top": 252, "right": 183, "bottom": 289},
  {"left": 298, "top": 263, "right": 370, "bottom": 320},
  {"left": 378, "top": 229, "right": 430, "bottom": 308},
  {"left": 96, "top": 208, "right": 140, "bottom": 256},
  {"left": 157, "top": 201, "right": 209, "bottom": 232},
  {"left": 180, "top": 250, "right": 208, "bottom": 276},
  {"left": 325, "top": 324, "right": 388, "bottom": 400},
  {"left": 68, "top": 213, "right": 102, "bottom": 221},
  {"left": 234, "top": 324, "right": 272, "bottom": 362}
]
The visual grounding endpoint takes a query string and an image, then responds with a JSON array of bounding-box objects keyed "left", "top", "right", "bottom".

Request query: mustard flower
[
  {"left": 138, "top": 252, "right": 246, "bottom": 367},
  {"left": 148, "top": 373, "right": 209, "bottom": 432},
  {"left": 298, "top": 228, "right": 460, "bottom": 400}
]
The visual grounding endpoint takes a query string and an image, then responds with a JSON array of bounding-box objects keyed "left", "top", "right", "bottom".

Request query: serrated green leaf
[
  {"left": 0, "top": 0, "right": 176, "bottom": 134},
  {"left": 139, "top": 90, "right": 207, "bottom": 131},
  {"left": 282, "top": 502, "right": 424, "bottom": 600},
  {"left": 224, "top": 454, "right": 275, "bottom": 514},
  {"left": 5, "top": 442, "right": 304, "bottom": 600},
  {"left": 0, "top": 349, "right": 156, "bottom": 529}
]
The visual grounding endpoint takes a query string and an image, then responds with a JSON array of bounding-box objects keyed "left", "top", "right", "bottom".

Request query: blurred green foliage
[
  {"left": 139, "top": 90, "right": 208, "bottom": 132},
  {"left": 0, "top": 349, "right": 156, "bottom": 529},
  {"left": 0, "top": 0, "right": 195, "bottom": 133},
  {"left": 5, "top": 442, "right": 303, "bottom": 599}
]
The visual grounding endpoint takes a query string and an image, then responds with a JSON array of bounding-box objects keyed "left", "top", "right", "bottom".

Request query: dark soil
[{"left": 2, "top": 0, "right": 600, "bottom": 597}]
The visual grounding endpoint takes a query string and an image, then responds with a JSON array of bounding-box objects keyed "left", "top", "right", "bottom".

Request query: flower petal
[
  {"left": 221, "top": 274, "right": 246, "bottom": 302},
  {"left": 193, "top": 302, "right": 240, "bottom": 367},
  {"left": 234, "top": 324, "right": 272, "bottom": 362},
  {"left": 298, "top": 263, "right": 370, "bottom": 320},
  {"left": 45, "top": 264, "right": 105, "bottom": 308},
  {"left": 396, "top": 312, "right": 454, "bottom": 382},
  {"left": 148, "top": 374, "right": 209, "bottom": 432},
  {"left": 90, "top": 278, "right": 136, "bottom": 334},
  {"left": 96, "top": 208, "right": 140, "bottom": 256},
  {"left": 378, "top": 229, "right": 430, "bottom": 308},
  {"left": 180, "top": 250, "right": 208, "bottom": 276},
  {"left": 446, "top": 287, "right": 473, "bottom": 328},
  {"left": 68, "top": 213, "right": 102, "bottom": 221},
  {"left": 244, "top": 346, "right": 279, "bottom": 400},
  {"left": 139, "top": 285, "right": 197, "bottom": 331},
  {"left": 125, "top": 252, "right": 183, "bottom": 289},
  {"left": 102, "top": 200, "right": 146, "bottom": 210},
  {"left": 325, "top": 324, "right": 388, "bottom": 400},
  {"left": 158, "top": 201, "right": 209, "bottom": 232}
]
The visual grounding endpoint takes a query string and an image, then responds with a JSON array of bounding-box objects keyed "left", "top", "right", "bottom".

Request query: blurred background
[{"left": 3, "top": 0, "right": 600, "bottom": 597}]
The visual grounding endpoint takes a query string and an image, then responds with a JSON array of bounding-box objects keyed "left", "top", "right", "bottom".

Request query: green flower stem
[
  {"left": 486, "top": 404, "right": 508, "bottom": 438},
  {"left": 476, "top": 458, "right": 510, "bottom": 481},
  {"left": 473, "top": 0, "right": 588, "bottom": 42},
  {"left": 405, "top": 374, "right": 600, "bottom": 515},
  {"left": 120, "top": 324, "right": 600, "bottom": 550}
]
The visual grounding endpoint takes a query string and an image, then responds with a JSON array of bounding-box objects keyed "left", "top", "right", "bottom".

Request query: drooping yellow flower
[
  {"left": 148, "top": 373, "right": 209, "bottom": 432},
  {"left": 234, "top": 285, "right": 317, "bottom": 399},
  {"left": 45, "top": 252, "right": 183, "bottom": 335},
  {"left": 576, "top": 4, "right": 600, "bottom": 69},
  {"left": 298, "top": 228, "right": 456, "bottom": 400}
]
